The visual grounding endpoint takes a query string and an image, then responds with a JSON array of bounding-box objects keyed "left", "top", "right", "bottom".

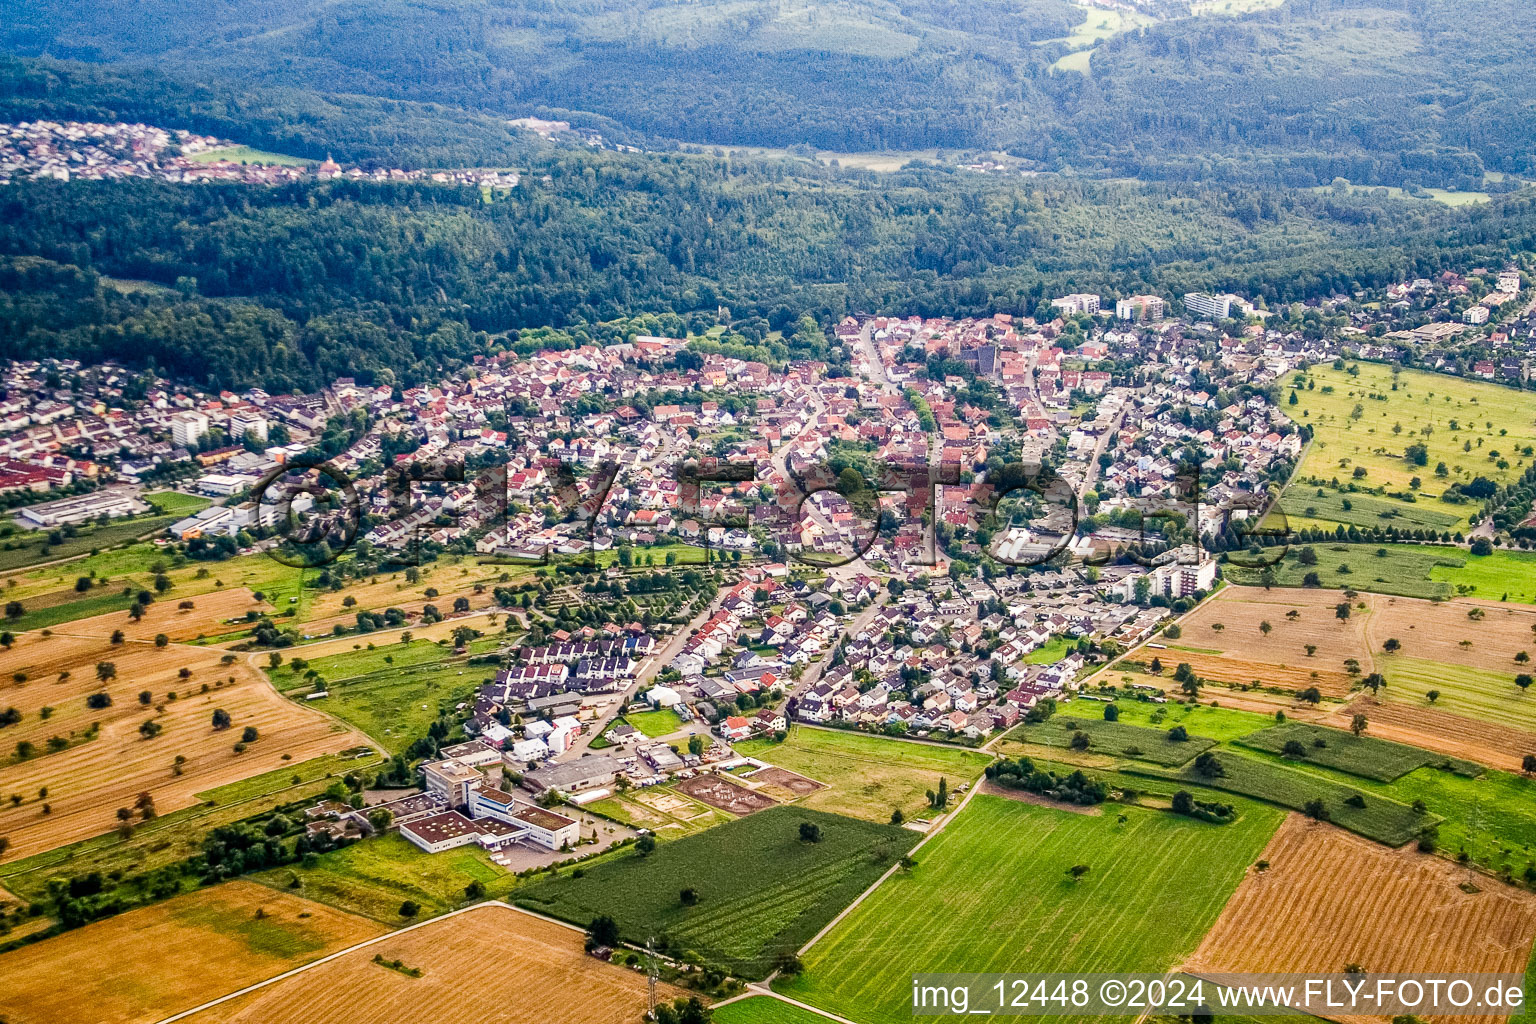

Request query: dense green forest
[
  {"left": 5, "top": 148, "right": 1536, "bottom": 390},
  {"left": 2, "top": 0, "right": 1533, "bottom": 186}
]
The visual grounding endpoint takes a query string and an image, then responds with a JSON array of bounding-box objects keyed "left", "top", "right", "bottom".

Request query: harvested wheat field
[
  {"left": 0, "top": 880, "right": 384, "bottom": 1024},
  {"left": 1334, "top": 696, "right": 1536, "bottom": 774},
  {"left": 0, "top": 631, "right": 367, "bottom": 859},
  {"left": 1186, "top": 814, "right": 1536, "bottom": 1024},
  {"left": 1149, "top": 588, "right": 1374, "bottom": 696},
  {"left": 1364, "top": 596, "right": 1536, "bottom": 676},
  {"left": 37, "top": 586, "right": 274, "bottom": 643},
  {"left": 183, "top": 903, "right": 685, "bottom": 1024}
]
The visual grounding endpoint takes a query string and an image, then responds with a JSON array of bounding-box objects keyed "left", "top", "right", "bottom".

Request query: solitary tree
[
  {"left": 211, "top": 708, "right": 232, "bottom": 730},
  {"left": 798, "top": 822, "right": 822, "bottom": 843},
  {"left": 1351, "top": 713, "right": 1369, "bottom": 737},
  {"left": 1066, "top": 864, "right": 1091, "bottom": 883}
]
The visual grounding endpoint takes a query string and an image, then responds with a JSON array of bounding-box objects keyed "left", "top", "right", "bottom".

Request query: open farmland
[
  {"left": 181, "top": 903, "right": 683, "bottom": 1024},
  {"left": 733, "top": 726, "right": 992, "bottom": 822},
  {"left": 0, "top": 619, "right": 367, "bottom": 860},
  {"left": 1186, "top": 814, "right": 1536, "bottom": 1024},
  {"left": 267, "top": 642, "right": 495, "bottom": 755},
  {"left": 515, "top": 805, "right": 918, "bottom": 978},
  {"left": 1285, "top": 362, "right": 1536, "bottom": 530},
  {"left": 1238, "top": 722, "right": 1478, "bottom": 781},
  {"left": 1156, "top": 586, "right": 1374, "bottom": 696},
  {"left": 1006, "top": 713, "right": 1215, "bottom": 766},
  {"left": 1332, "top": 695, "right": 1536, "bottom": 774},
  {"left": 0, "top": 751, "right": 378, "bottom": 904},
  {"left": 775, "top": 794, "right": 1284, "bottom": 1024},
  {"left": 0, "top": 880, "right": 383, "bottom": 1024},
  {"left": 1136, "top": 751, "right": 1432, "bottom": 846}
]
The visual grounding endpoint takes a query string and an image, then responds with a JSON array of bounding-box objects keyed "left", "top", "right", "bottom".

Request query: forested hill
[
  {"left": 2, "top": 0, "right": 1534, "bottom": 187},
  {"left": 4, "top": 151, "right": 1536, "bottom": 390}
]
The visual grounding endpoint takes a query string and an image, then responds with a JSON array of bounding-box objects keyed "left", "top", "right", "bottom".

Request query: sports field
[
  {"left": 733, "top": 726, "right": 992, "bottom": 822},
  {"left": 0, "top": 880, "right": 382, "bottom": 1024},
  {"left": 775, "top": 794, "right": 1284, "bottom": 1024},
  {"left": 515, "top": 805, "right": 918, "bottom": 978}
]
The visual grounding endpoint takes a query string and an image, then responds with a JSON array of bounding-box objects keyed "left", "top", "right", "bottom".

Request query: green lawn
[
  {"left": 625, "top": 708, "right": 686, "bottom": 738},
  {"left": 713, "top": 997, "right": 830, "bottom": 1024},
  {"left": 1131, "top": 750, "right": 1433, "bottom": 846},
  {"left": 1006, "top": 712, "right": 1215, "bottom": 766},
  {"left": 253, "top": 832, "right": 514, "bottom": 922},
  {"left": 144, "top": 491, "right": 213, "bottom": 516},
  {"left": 1285, "top": 363, "right": 1536, "bottom": 530},
  {"left": 775, "top": 794, "right": 1284, "bottom": 1024},
  {"left": 1024, "top": 635, "right": 1079, "bottom": 665},
  {"left": 734, "top": 726, "right": 993, "bottom": 822},
  {"left": 1237, "top": 722, "right": 1477, "bottom": 781},
  {"left": 515, "top": 806, "right": 919, "bottom": 979},
  {"left": 187, "top": 145, "right": 314, "bottom": 166}
]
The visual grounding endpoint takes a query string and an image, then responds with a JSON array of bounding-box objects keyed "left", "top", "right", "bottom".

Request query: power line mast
[{"left": 647, "top": 935, "right": 658, "bottom": 1017}]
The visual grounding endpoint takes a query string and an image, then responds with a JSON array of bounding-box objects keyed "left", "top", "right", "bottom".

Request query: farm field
[
  {"left": 0, "top": 510, "right": 193, "bottom": 575},
  {"left": 1238, "top": 722, "right": 1478, "bottom": 781},
  {"left": 733, "top": 726, "right": 992, "bottom": 822},
  {"left": 775, "top": 794, "right": 1284, "bottom": 1024},
  {"left": 0, "top": 880, "right": 383, "bottom": 1024},
  {"left": 182, "top": 903, "right": 683, "bottom": 1024},
  {"left": 1187, "top": 814, "right": 1536, "bottom": 1024},
  {"left": 1154, "top": 586, "right": 1373, "bottom": 696},
  {"left": 270, "top": 652, "right": 496, "bottom": 754},
  {"left": 1095, "top": 696, "right": 1278, "bottom": 743},
  {"left": 1331, "top": 695, "right": 1536, "bottom": 775},
  {"left": 1284, "top": 362, "right": 1536, "bottom": 529},
  {"left": 1220, "top": 744, "right": 1536, "bottom": 879},
  {"left": 0, "top": 751, "right": 377, "bottom": 903},
  {"left": 252, "top": 831, "right": 519, "bottom": 922},
  {"left": 1136, "top": 751, "right": 1432, "bottom": 846},
  {"left": 187, "top": 145, "right": 314, "bottom": 165},
  {"left": 514, "top": 805, "right": 919, "bottom": 978},
  {"left": 1227, "top": 543, "right": 1468, "bottom": 600},
  {"left": 1006, "top": 713, "right": 1215, "bottom": 766},
  {"left": 0, "top": 612, "right": 367, "bottom": 860},
  {"left": 1277, "top": 484, "right": 1463, "bottom": 533}
]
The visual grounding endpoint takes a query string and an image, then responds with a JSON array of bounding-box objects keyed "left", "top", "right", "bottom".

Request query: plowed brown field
[{"left": 1186, "top": 814, "right": 1536, "bottom": 1024}]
